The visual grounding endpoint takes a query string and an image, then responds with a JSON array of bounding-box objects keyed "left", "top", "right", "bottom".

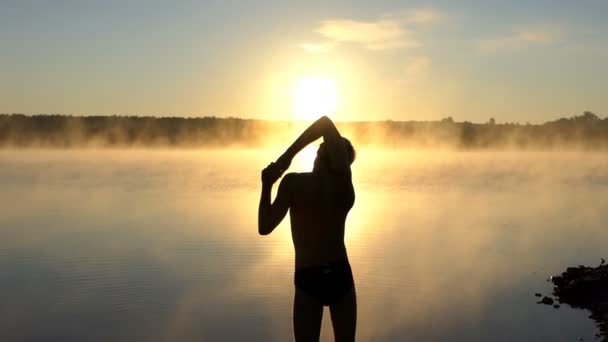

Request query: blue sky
[{"left": 1, "top": 0, "right": 607, "bottom": 122}]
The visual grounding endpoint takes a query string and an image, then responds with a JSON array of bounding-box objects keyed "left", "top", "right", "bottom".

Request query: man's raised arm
[{"left": 276, "top": 116, "right": 349, "bottom": 172}]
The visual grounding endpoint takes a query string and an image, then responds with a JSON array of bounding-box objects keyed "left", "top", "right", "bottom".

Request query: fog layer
[{"left": 1, "top": 111, "right": 607, "bottom": 149}]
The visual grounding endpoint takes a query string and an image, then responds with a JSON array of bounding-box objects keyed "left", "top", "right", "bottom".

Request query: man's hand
[{"left": 261, "top": 162, "right": 284, "bottom": 185}]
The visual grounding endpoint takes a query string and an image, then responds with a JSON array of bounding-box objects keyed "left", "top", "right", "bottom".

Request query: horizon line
[{"left": 1, "top": 111, "right": 604, "bottom": 126}]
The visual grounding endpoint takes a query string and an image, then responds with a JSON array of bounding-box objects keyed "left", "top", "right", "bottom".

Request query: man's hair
[
  {"left": 319, "top": 137, "right": 356, "bottom": 165},
  {"left": 343, "top": 137, "right": 356, "bottom": 165}
]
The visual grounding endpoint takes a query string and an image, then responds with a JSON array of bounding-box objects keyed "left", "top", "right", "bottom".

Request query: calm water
[{"left": 1, "top": 149, "right": 607, "bottom": 341}]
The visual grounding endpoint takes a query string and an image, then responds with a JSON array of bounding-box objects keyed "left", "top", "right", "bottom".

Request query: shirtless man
[{"left": 258, "top": 116, "right": 357, "bottom": 342}]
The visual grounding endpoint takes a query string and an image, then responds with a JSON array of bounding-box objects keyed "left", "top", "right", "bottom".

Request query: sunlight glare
[
  {"left": 291, "top": 76, "right": 340, "bottom": 121},
  {"left": 291, "top": 144, "right": 318, "bottom": 171}
]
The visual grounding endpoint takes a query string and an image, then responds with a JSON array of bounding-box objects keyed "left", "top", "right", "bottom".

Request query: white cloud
[
  {"left": 316, "top": 18, "right": 420, "bottom": 51},
  {"left": 309, "top": 8, "right": 443, "bottom": 51},
  {"left": 479, "top": 27, "right": 563, "bottom": 52}
]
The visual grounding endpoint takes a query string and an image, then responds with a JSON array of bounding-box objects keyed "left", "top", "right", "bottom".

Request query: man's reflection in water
[{"left": 259, "top": 116, "right": 357, "bottom": 341}]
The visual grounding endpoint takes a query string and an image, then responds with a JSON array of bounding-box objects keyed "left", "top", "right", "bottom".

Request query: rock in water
[{"left": 540, "top": 296, "right": 554, "bottom": 305}]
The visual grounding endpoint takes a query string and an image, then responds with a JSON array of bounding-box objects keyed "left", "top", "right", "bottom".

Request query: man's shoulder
[
  {"left": 283, "top": 172, "right": 313, "bottom": 182},
  {"left": 280, "top": 172, "right": 314, "bottom": 188}
]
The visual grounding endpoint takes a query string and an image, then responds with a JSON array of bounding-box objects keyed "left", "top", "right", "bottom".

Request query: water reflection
[{"left": 0, "top": 150, "right": 606, "bottom": 341}]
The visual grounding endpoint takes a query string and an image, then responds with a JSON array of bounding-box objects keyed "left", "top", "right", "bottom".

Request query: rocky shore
[{"left": 537, "top": 262, "right": 608, "bottom": 341}]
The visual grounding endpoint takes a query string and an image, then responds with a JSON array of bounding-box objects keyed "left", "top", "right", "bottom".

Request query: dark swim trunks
[{"left": 294, "top": 259, "right": 354, "bottom": 306}]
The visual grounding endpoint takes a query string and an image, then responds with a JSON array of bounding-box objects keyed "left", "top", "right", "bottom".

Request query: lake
[{"left": 1, "top": 149, "right": 607, "bottom": 341}]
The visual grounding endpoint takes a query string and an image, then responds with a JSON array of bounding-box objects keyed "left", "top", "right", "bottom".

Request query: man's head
[{"left": 313, "top": 137, "right": 356, "bottom": 172}]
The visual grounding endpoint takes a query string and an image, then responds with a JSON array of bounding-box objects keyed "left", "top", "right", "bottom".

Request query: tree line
[{"left": 1, "top": 112, "right": 607, "bottom": 149}]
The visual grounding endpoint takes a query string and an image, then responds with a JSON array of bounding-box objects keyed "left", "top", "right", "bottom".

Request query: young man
[{"left": 258, "top": 116, "right": 357, "bottom": 342}]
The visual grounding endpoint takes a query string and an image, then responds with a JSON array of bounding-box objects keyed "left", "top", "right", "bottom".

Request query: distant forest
[{"left": 1, "top": 112, "right": 608, "bottom": 149}]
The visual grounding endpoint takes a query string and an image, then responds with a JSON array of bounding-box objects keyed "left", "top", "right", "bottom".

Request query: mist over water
[
  {"left": 3, "top": 112, "right": 608, "bottom": 150},
  {"left": 1, "top": 149, "right": 606, "bottom": 341}
]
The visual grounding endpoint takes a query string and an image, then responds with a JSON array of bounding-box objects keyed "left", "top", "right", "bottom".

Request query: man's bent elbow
[
  {"left": 258, "top": 224, "right": 271, "bottom": 236},
  {"left": 319, "top": 115, "right": 332, "bottom": 126}
]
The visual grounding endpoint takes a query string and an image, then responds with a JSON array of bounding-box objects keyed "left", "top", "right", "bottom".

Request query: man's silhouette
[{"left": 258, "top": 116, "right": 356, "bottom": 342}]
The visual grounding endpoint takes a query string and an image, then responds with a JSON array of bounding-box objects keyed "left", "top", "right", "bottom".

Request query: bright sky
[{"left": 1, "top": 0, "right": 607, "bottom": 123}]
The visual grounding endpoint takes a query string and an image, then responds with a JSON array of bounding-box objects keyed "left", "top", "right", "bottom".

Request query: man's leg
[{"left": 293, "top": 288, "right": 324, "bottom": 342}]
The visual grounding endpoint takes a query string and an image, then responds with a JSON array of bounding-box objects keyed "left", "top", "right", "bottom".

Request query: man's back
[{"left": 287, "top": 171, "right": 355, "bottom": 268}]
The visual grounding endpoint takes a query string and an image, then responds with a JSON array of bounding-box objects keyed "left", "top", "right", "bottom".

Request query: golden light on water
[{"left": 291, "top": 76, "right": 340, "bottom": 121}]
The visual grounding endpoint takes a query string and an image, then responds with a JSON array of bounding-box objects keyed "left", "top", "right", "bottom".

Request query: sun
[{"left": 291, "top": 76, "right": 340, "bottom": 121}]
